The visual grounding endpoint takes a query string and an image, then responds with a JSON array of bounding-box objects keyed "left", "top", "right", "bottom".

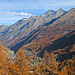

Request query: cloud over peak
[
  {"left": 0, "top": 11, "right": 32, "bottom": 17},
  {"left": 16, "top": 12, "right": 32, "bottom": 16}
]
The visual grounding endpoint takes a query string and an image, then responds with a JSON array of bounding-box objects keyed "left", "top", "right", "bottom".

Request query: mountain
[
  {"left": 0, "top": 41, "right": 14, "bottom": 60},
  {"left": 50, "top": 8, "right": 75, "bottom": 27},
  {"left": 16, "top": 30, "right": 75, "bottom": 61},
  {"left": 0, "top": 8, "right": 66, "bottom": 48},
  {"left": 0, "top": 41, "right": 13, "bottom": 53},
  {"left": 0, "top": 8, "right": 75, "bottom": 75},
  {"left": 10, "top": 8, "right": 75, "bottom": 55},
  {"left": 40, "top": 30, "right": 75, "bottom": 58},
  {"left": 0, "top": 25, "right": 8, "bottom": 34}
]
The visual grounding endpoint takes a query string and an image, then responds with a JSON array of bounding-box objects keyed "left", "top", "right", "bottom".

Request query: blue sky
[{"left": 0, "top": 0, "right": 75, "bottom": 26}]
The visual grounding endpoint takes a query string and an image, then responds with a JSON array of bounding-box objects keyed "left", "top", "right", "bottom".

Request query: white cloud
[
  {"left": 0, "top": 11, "right": 32, "bottom": 25},
  {"left": 16, "top": 12, "right": 32, "bottom": 16},
  {"left": 0, "top": 11, "right": 32, "bottom": 17}
]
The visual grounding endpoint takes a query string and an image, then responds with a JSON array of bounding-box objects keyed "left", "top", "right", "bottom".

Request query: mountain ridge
[
  {"left": 0, "top": 8, "right": 66, "bottom": 48},
  {"left": 10, "top": 8, "right": 75, "bottom": 53}
]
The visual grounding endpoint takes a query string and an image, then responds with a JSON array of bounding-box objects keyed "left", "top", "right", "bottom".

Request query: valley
[{"left": 0, "top": 8, "right": 75, "bottom": 75}]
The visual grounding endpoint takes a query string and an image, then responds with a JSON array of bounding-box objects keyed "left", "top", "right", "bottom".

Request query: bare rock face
[
  {"left": 0, "top": 8, "right": 66, "bottom": 47},
  {"left": 56, "top": 8, "right": 66, "bottom": 17},
  {"left": 0, "top": 25, "right": 8, "bottom": 33}
]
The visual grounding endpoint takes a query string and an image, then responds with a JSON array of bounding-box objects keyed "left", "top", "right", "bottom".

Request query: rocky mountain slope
[
  {"left": 0, "top": 41, "right": 14, "bottom": 61},
  {"left": 0, "top": 8, "right": 66, "bottom": 47},
  {"left": 0, "top": 25, "right": 8, "bottom": 34},
  {"left": 10, "top": 8, "right": 75, "bottom": 56}
]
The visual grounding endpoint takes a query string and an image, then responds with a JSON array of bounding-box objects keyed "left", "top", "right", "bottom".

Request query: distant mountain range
[{"left": 0, "top": 8, "right": 66, "bottom": 48}]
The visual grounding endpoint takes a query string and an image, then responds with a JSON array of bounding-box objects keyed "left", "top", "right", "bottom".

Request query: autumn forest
[{"left": 0, "top": 8, "right": 75, "bottom": 75}]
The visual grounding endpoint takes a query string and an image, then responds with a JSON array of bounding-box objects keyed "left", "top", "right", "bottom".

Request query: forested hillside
[
  {"left": 0, "top": 8, "right": 75, "bottom": 75},
  {"left": 0, "top": 42, "right": 75, "bottom": 75}
]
